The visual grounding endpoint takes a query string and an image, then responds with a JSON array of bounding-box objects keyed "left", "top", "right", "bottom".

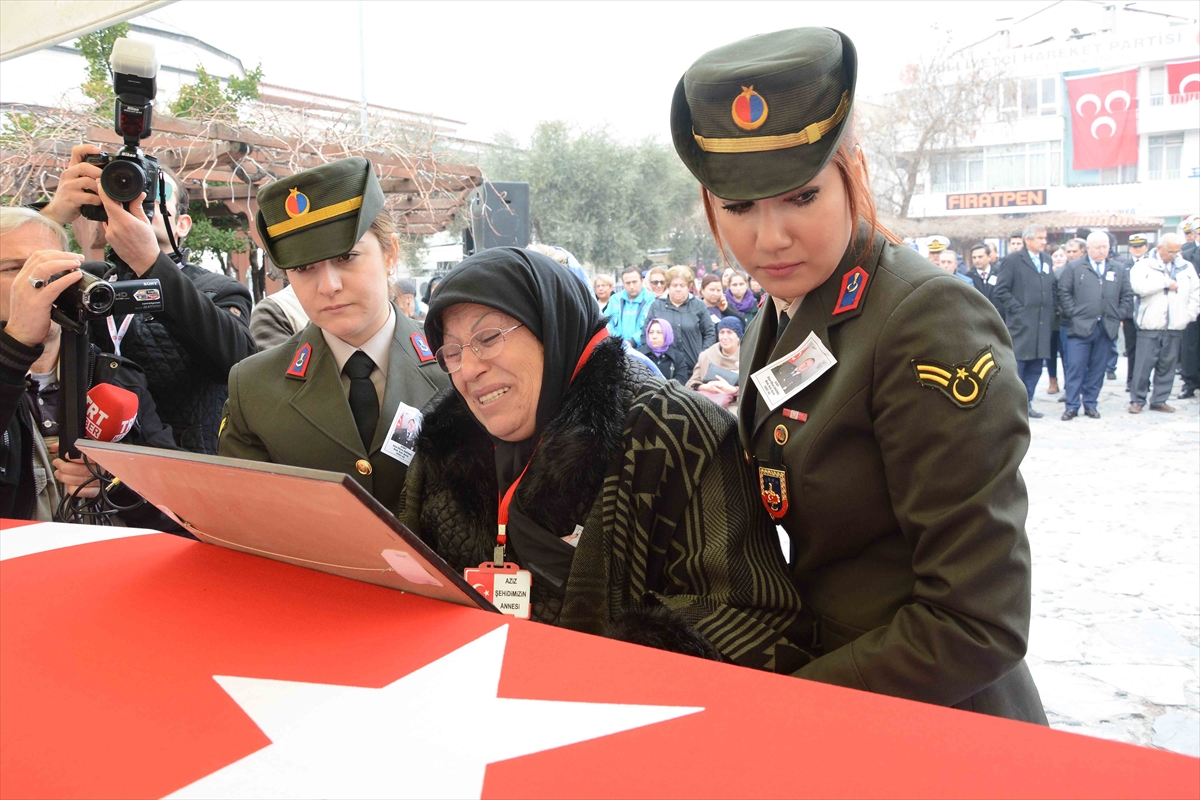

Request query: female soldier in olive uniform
[
  {"left": 218, "top": 158, "right": 449, "bottom": 511},
  {"left": 671, "top": 28, "right": 1046, "bottom": 722}
]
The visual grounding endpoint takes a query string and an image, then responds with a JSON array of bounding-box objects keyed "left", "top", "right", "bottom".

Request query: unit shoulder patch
[
  {"left": 912, "top": 346, "right": 998, "bottom": 409},
  {"left": 832, "top": 266, "right": 869, "bottom": 316},
  {"left": 285, "top": 342, "right": 312, "bottom": 379},
  {"left": 411, "top": 332, "right": 436, "bottom": 364}
]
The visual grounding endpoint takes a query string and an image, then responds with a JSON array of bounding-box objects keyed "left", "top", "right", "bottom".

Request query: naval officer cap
[
  {"left": 926, "top": 235, "right": 950, "bottom": 253},
  {"left": 255, "top": 156, "right": 386, "bottom": 270},
  {"left": 1128, "top": 233, "right": 1148, "bottom": 246},
  {"left": 671, "top": 27, "right": 857, "bottom": 202}
]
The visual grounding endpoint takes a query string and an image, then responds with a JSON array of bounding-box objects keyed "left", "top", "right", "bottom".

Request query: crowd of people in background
[
  {"left": 553, "top": 216, "right": 1200, "bottom": 423},
  {"left": 505, "top": 216, "right": 1200, "bottom": 423},
  {"left": 910, "top": 219, "right": 1200, "bottom": 420}
]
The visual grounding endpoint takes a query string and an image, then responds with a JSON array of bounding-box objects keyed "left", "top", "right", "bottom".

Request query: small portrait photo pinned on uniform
[
  {"left": 382, "top": 402, "right": 423, "bottom": 465},
  {"left": 752, "top": 331, "right": 837, "bottom": 410}
]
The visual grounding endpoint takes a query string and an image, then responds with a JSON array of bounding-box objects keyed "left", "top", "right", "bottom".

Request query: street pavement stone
[{"left": 1023, "top": 357, "right": 1199, "bottom": 755}]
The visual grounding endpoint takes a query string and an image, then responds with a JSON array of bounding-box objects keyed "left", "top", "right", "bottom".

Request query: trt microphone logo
[{"left": 85, "top": 383, "right": 138, "bottom": 442}]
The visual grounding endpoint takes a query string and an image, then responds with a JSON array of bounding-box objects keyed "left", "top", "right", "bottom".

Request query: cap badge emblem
[
  {"left": 732, "top": 86, "right": 768, "bottom": 131},
  {"left": 285, "top": 188, "right": 310, "bottom": 219}
]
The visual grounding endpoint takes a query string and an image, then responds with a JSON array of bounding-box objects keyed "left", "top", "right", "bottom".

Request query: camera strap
[
  {"left": 106, "top": 315, "right": 133, "bottom": 357},
  {"left": 159, "top": 174, "right": 185, "bottom": 265}
]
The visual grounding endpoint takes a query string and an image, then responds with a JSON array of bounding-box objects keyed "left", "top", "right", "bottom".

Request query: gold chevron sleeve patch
[{"left": 912, "top": 346, "right": 999, "bottom": 409}]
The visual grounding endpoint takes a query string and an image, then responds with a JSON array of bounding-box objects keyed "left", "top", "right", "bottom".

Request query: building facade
[{"left": 904, "top": 5, "right": 1198, "bottom": 245}]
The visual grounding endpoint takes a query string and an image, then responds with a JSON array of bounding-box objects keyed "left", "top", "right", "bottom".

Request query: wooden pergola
[{"left": 2, "top": 106, "right": 483, "bottom": 295}]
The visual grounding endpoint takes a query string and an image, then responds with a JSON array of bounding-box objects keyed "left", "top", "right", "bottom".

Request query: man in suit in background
[
  {"left": 968, "top": 242, "right": 1003, "bottom": 320},
  {"left": 1179, "top": 216, "right": 1200, "bottom": 399},
  {"left": 994, "top": 225, "right": 1055, "bottom": 418},
  {"left": 1057, "top": 231, "right": 1134, "bottom": 420},
  {"left": 1116, "top": 233, "right": 1150, "bottom": 390}
]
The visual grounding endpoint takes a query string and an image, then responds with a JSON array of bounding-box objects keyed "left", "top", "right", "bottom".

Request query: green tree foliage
[
  {"left": 170, "top": 64, "right": 263, "bottom": 122},
  {"left": 483, "top": 122, "right": 715, "bottom": 269},
  {"left": 75, "top": 24, "right": 130, "bottom": 113},
  {"left": 185, "top": 202, "right": 249, "bottom": 261}
]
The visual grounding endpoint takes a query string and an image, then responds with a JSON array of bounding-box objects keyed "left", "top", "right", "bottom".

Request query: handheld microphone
[{"left": 85, "top": 383, "right": 138, "bottom": 442}]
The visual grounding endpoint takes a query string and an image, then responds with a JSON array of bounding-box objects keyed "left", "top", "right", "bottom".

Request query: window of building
[
  {"left": 1149, "top": 67, "right": 1166, "bottom": 107},
  {"left": 1148, "top": 132, "right": 1184, "bottom": 180},
  {"left": 930, "top": 141, "right": 1062, "bottom": 193},
  {"left": 1001, "top": 77, "right": 1059, "bottom": 119},
  {"left": 1098, "top": 164, "right": 1139, "bottom": 184}
]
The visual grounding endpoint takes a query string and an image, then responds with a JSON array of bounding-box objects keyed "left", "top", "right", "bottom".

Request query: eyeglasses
[
  {"left": 435, "top": 324, "right": 523, "bottom": 373},
  {"left": 649, "top": 279, "right": 665, "bottom": 286}
]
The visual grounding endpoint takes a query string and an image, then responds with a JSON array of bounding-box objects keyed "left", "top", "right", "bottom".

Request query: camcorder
[
  {"left": 80, "top": 38, "right": 161, "bottom": 223},
  {"left": 49, "top": 264, "right": 164, "bottom": 328}
]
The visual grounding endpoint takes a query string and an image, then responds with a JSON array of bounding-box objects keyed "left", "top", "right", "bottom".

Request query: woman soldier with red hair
[{"left": 671, "top": 28, "right": 1046, "bottom": 722}]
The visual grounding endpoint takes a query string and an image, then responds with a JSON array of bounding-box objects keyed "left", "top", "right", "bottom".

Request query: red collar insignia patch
[
  {"left": 411, "top": 332, "right": 435, "bottom": 364},
  {"left": 832, "top": 267, "right": 869, "bottom": 316},
  {"left": 285, "top": 343, "right": 312, "bottom": 379}
]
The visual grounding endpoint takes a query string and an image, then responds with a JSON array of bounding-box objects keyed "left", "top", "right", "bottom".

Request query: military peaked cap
[
  {"left": 671, "top": 27, "right": 857, "bottom": 201},
  {"left": 1128, "top": 233, "right": 1148, "bottom": 246},
  {"left": 255, "top": 156, "right": 386, "bottom": 270},
  {"left": 926, "top": 235, "right": 950, "bottom": 253}
]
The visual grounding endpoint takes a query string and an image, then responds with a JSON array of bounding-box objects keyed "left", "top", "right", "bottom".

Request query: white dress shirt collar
[{"left": 322, "top": 306, "right": 396, "bottom": 379}]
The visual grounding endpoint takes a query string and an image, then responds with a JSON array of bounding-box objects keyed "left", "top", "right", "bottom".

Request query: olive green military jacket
[
  {"left": 739, "top": 229, "right": 1046, "bottom": 724},
  {"left": 219, "top": 307, "right": 449, "bottom": 511}
]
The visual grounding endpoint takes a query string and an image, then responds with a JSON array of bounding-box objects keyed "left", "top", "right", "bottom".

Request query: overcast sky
[
  {"left": 126, "top": 0, "right": 1076, "bottom": 143},
  {"left": 7, "top": 1, "right": 1198, "bottom": 145}
]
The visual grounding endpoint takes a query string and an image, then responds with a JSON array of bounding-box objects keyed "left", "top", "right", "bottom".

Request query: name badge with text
[{"left": 463, "top": 562, "right": 532, "bottom": 619}]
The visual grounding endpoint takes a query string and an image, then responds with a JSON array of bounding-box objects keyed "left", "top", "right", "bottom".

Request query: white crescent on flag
[
  {"left": 1104, "top": 89, "right": 1130, "bottom": 113},
  {"left": 1075, "top": 93, "right": 1101, "bottom": 116}
]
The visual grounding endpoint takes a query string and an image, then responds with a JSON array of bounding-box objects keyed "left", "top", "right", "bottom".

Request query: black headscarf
[{"left": 425, "top": 247, "right": 606, "bottom": 493}]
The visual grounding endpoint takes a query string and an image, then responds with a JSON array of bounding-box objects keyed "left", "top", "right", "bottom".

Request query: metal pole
[{"left": 358, "top": 0, "right": 368, "bottom": 141}]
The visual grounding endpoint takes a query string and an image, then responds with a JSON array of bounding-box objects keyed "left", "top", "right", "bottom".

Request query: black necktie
[
  {"left": 344, "top": 351, "right": 379, "bottom": 452},
  {"left": 776, "top": 310, "right": 791, "bottom": 344}
]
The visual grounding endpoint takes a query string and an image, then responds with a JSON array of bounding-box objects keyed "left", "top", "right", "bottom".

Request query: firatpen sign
[{"left": 947, "top": 190, "right": 1047, "bottom": 211}]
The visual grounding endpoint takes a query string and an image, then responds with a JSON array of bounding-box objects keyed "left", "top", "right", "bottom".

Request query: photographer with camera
[
  {"left": 39, "top": 37, "right": 256, "bottom": 455},
  {"left": 42, "top": 149, "right": 256, "bottom": 454},
  {"left": 1, "top": 207, "right": 177, "bottom": 521}
]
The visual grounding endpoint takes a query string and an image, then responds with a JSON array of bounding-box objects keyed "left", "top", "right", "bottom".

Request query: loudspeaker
[{"left": 465, "top": 182, "right": 530, "bottom": 254}]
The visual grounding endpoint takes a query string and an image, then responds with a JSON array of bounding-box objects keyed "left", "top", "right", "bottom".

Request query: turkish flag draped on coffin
[
  {"left": 1166, "top": 59, "right": 1200, "bottom": 103},
  {"left": 3, "top": 525, "right": 1199, "bottom": 800},
  {"left": 1066, "top": 68, "right": 1139, "bottom": 171}
]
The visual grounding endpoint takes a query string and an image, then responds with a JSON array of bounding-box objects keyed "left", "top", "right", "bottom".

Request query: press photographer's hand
[
  {"left": 4, "top": 250, "right": 84, "bottom": 347},
  {"left": 40, "top": 144, "right": 104, "bottom": 225},
  {"left": 98, "top": 185, "right": 160, "bottom": 276},
  {"left": 53, "top": 454, "right": 102, "bottom": 499}
]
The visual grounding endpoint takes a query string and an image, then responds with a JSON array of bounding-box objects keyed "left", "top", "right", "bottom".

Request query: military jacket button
[{"left": 355, "top": 459, "right": 373, "bottom": 476}]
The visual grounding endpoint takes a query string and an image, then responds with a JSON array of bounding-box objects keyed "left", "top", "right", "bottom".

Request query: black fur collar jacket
[{"left": 399, "top": 336, "right": 812, "bottom": 673}]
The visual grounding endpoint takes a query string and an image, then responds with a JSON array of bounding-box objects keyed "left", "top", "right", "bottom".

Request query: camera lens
[
  {"left": 101, "top": 159, "right": 146, "bottom": 203},
  {"left": 80, "top": 280, "right": 115, "bottom": 315}
]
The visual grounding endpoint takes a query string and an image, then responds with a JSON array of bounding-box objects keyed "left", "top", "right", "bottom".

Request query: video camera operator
[
  {"left": 0, "top": 207, "right": 176, "bottom": 521},
  {"left": 41, "top": 149, "right": 256, "bottom": 453}
]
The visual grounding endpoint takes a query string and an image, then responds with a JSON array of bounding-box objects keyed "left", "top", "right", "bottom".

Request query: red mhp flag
[
  {"left": 1067, "top": 68, "right": 1139, "bottom": 171},
  {"left": 2, "top": 524, "right": 1198, "bottom": 799},
  {"left": 1167, "top": 59, "right": 1200, "bottom": 104}
]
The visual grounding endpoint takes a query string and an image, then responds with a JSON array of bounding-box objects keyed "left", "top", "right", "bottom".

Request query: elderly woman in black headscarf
[{"left": 399, "top": 247, "right": 810, "bottom": 670}]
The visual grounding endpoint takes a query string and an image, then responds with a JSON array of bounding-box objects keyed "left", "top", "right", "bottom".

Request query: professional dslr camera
[{"left": 80, "top": 38, "right": 161, "bottom": 223}]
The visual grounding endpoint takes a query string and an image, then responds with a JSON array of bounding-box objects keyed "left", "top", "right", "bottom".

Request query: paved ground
[{"left": 1022, "top": 356, "right": 1199, "bottom": 756}]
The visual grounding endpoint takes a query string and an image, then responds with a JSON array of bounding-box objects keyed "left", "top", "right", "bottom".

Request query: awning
[
  {"left": 0, "top": 0, "right": 173, "bottom": 62},
  {"left": 883, "top": 210, "right": 1166, "bottom": 241}
]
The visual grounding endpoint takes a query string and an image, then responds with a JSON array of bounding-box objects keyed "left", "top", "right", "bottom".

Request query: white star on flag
[{"left": 167, "top": 625, "right": 703, "bottom": 799}]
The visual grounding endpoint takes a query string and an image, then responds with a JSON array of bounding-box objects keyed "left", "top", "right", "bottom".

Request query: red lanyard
[{"left": 494, "top": 328, "right": 608, "bottom": 564}]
